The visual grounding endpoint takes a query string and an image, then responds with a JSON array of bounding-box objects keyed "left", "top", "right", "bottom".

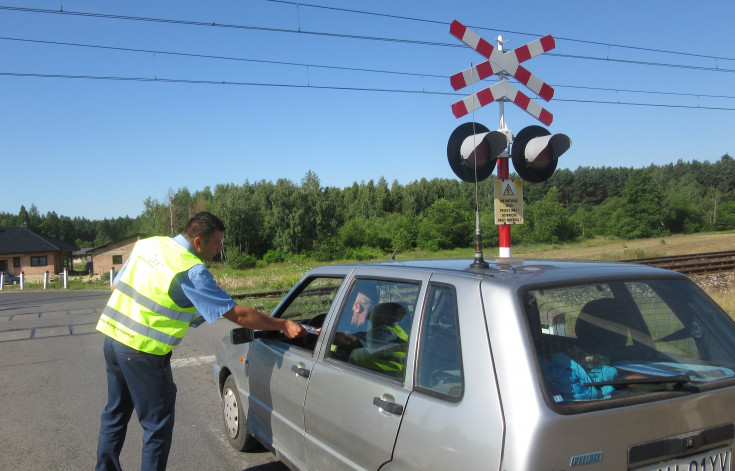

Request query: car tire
[{"left": 222, "top": 375, "right": 258, "bottom": 451}]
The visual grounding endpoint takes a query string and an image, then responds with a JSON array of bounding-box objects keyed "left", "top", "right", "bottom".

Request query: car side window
[
  {"left": 416, "top": 285, "right": 463, "bottom": 400},
  {"left": 327, "top": 278, "right": 420, "bottom": 381},
  {"left": 275, "top": 276, "right": 345, "bottom": 351}
]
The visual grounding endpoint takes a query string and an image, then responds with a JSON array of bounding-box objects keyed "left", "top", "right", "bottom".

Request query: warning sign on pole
[{"left": 494, "top": 180, "right": 524, "bottom": 224}]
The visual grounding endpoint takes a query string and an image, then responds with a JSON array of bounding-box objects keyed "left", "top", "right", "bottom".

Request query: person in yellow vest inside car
[
  {"left": 95, "top": 211, "right": 305, "bottom": 471},
  {"left": 348, "top": 302, "right": 409, "bottom": 377}
]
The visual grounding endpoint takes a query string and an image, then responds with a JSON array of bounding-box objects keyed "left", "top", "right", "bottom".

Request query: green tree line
[{"left": 2, "top": 155, "right": 734, "bottom": 267}]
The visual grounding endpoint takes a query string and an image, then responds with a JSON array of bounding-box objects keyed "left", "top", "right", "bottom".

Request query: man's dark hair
[{"left": 184, "top": 212, "right": 226, "bottom": 241}]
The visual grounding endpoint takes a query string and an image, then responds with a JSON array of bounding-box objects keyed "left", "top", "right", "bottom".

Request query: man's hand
[
  {"left": 281, "top": 320, "right": 307, "bottom": 339},
  {"left": 223, "top": 305, "right": 306, "bottom": 339}
]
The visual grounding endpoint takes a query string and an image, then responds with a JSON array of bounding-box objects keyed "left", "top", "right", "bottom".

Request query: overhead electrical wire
[
  {"left": 1, "top": 3, "right": 733, "bottom": 70},
  {"left": 0, "top": 34, "right": 732, "bottom": 110},
  {"left": 3, "top": 34, "right": 735, "bottom": 102},
  {"left": 1, "top": 2, "right": 732, "bottom": 69},
  {"left": 264, "top": 0, "right": 735, "bottom": 64},
  {"left": 2, "top": 70, "right": 732, "bottom": 111},
  {"left": 0, "top": 3, "right": 733, "bottom": 111}
]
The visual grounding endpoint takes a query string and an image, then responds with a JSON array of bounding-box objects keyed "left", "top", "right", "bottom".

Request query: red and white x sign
[
  {"left": 449, "top": 20, "right": 556, "bottom": 125},
  {"left": 452, "top": 81, "right": 553, "bottom": 126}
]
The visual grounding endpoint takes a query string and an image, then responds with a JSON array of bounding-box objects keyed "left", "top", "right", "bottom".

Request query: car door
[
  {"left": 248, "top": 340, "right": 313, "bottom": 468},
  {"left": 386, "top": 276, "right": 504, "bottom": 471},
  {"left": 247, "top": 275, "right": 347, "bottom": 470},
  {"left": 303, "top": 272, "right": 428, "bottom": 471}
]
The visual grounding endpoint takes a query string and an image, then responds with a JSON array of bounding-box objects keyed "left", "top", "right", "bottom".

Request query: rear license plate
[{"left": 633, "top": 446, "right": 731, "bottom": 471}]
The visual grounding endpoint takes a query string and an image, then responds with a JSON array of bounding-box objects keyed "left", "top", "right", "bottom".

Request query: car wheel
[{"left": 222, "top": 375, "right": 258, "bottom": 451}]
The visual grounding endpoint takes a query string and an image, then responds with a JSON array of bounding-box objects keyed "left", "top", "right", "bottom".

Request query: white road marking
[{"left": 171, "top": 355, "right": 216, "bottom": 368}]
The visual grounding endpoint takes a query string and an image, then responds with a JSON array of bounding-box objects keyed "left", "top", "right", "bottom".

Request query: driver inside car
[{"left": 348, "top": 302, "right": 410, "bottom": 376}]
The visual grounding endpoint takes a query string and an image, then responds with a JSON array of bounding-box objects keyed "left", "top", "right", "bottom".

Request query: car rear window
[{"left": 523, "top": 278, "right": 735, "bottom": 409}]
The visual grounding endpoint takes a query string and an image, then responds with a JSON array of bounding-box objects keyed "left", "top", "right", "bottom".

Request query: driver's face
[{"left": 350, "top": 295, "right": 372, "bottom": 326}]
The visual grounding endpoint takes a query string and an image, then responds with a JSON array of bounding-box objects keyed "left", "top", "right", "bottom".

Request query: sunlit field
[{"left": 6, "top": 233, "right": 734, "bottom": 320}]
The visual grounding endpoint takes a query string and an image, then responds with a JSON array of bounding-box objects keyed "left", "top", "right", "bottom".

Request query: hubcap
[{"left": 223, "top": 387, "right": 239, "bottom": 438}]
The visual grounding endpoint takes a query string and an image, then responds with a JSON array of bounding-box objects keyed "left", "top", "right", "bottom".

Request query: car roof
[{"left": 311, "top": 258, "right": 687, "bottom": 288}]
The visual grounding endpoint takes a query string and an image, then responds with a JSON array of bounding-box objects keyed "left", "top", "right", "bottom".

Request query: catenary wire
[
  {"left": 1, "top": 35, "right": 733, "bottom": 103},
  {"left": 0, "top": 4, "right": 733, "bottom": 72},
  {"left": 2, "top": 71, "right": 733, "bottom": 111},
  {"left": 263, "top": 0, "right": 735, "bottom": 64},
  {"left": 0, "top": 4, "right": 733, "bottom": 110}
]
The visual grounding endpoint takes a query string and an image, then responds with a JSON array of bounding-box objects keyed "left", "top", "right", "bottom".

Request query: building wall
[
  {"left": 0, "top": 252, "right": 66, "bottom": 281},
  {"left": 92, "top": 238, "right": 138, "bottom": 275}
]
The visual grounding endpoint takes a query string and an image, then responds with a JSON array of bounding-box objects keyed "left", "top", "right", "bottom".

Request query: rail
[
  {"left": 229, "top": 252, "right": 735, "bottom": 302},
  {"left": 628, "top": 251, "right": 735, "bottom": 275}
]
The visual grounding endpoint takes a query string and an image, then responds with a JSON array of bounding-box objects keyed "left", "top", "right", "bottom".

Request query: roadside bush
[
  {"left": 228, "top": 253, "right": 257, "bottom": 270},
  {"left": 386, "top": 213, "right": 418, "bottom": 253},
  {"left": 339, "top": 217, "right": 392, "bottom": 251},
  {"left": 515, "top": 187, "right": 581, "bottom": 244},
  {"left": 417, "top": 199, "right": 473, "bottom": 251},
  {"left": 343, "top": 245, "right": 385, "bottom": 261},
  {"left": 263, "top": 249, "right": 286, "bottom": 264},
  {"left": 311, "top": 237, "right": 345, "bottom": 262}
]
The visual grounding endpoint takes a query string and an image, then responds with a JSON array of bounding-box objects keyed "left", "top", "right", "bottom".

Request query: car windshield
[{"left": 524, "top": 278, "right": 735, "bottom": 408}]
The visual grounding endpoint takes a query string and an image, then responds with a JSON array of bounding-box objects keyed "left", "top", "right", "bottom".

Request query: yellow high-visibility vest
[
  {"left": 349, "top": 325, "right": 409, "bottom": 374},
  {"left": 96, "top": 237, "right": 202, "bottom": 355}
]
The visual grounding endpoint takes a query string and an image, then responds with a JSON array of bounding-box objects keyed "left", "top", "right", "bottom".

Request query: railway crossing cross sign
[{"left": 449, "top": 20, "right": 557, "bottom": 125}]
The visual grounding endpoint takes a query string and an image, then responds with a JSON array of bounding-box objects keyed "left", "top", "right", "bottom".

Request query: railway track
[
  {"left": 230, "top": 251, "right": 735, "bottom": 302},
  {"left": 628, "top": 250, "right": 735, "bottom": 275}
]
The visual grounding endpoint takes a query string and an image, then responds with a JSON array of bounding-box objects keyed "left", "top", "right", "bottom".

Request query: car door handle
[
  {"left": 291, "top": 365, "right": 310, "bottom": 378},
  {"left": 373, "top": 397, "right": 403, "bottom": 415}
]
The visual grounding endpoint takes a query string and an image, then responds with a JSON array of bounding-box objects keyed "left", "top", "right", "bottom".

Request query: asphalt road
[{"left": 0, "top": 290, "right": 289, "bottom": 471}]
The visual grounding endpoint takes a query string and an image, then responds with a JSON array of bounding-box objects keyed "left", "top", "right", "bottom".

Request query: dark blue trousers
[{"left": 96, "top": 336, "right": 177, "bottom": 471}]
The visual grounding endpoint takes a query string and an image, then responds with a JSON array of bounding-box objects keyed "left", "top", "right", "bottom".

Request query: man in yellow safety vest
[{"left": 95, "top": 211, "right": 305, "bottom": 471}]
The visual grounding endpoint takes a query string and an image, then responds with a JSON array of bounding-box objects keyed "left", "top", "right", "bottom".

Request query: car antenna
[
  {"left": 388, "top": 245, "right": 400, "bottom": 260},
  {"left": 470, "top": 208, "right": 489, "bottom": 269},
  {"left": 468, "top": 117, "right": 489, "bottom": 269}
]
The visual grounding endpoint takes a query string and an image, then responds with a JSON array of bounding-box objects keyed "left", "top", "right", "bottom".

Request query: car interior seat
[{"left": 574, "top": 298, "right": 631, "bottom": 362}]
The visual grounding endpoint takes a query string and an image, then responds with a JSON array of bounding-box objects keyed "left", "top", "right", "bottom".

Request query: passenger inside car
[
  {"left": 348, "top": 302, "right": 410, "bottom": 376},
  {"left": 347, "top": 283, "right": 378, "bottom": 330},
  {"left": 330, "top": 282, "right": 379, "bottom": 359}
]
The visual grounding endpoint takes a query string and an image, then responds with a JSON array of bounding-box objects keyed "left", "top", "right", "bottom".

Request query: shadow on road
[{"left": 241, "top": 462, "right": 289, "bottom": 471}]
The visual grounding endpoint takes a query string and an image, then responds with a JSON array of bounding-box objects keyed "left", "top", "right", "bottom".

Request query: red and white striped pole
[
  {"left": 497, "top": 35, "right": 512, "bottom": 259},
  {"left": 497, "top": 159, "right": 512, "bottom": 258}
]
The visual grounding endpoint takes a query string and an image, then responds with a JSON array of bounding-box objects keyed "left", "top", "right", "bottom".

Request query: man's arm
[{"left": 222, "top": 304, "right": 305, "bottom": 339}]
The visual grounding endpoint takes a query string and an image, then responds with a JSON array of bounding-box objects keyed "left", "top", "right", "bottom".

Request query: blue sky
[{"left": 1, "top": 0, "right": 733, "bottom": 220}]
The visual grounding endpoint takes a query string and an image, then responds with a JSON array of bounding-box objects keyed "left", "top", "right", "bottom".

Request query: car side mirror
[{"left": 231, "top": 327, "right": 254, "bottom": 344}]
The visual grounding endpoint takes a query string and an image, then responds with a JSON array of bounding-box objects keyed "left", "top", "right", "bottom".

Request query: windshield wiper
[{"left": 583, "top": 375, "right": 692, "bottom": 387}]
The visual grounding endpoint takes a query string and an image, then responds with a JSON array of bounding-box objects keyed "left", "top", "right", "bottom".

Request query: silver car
[{"left": 213, "top": 258, "right": 735, "bottom": 470}]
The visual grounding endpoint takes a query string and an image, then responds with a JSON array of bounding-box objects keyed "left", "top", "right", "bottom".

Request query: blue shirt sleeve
[
  {"left": 175, "top": 265, "right": 237, "bottom": 324},
  {"left": 166, "top": 234, "right": 236, "bottom": 324},
  {"left": 116, "top": 235, "right": 235, "bottom": 325}
]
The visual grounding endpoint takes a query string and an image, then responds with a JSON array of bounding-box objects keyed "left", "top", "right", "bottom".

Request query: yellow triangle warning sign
[{"left": 503, "top": 183, "right": 515, "bottom": 197}]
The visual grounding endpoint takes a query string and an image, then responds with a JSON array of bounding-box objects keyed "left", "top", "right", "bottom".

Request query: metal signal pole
[{"left": 496, "top": 35, "right": 512, "bottom": 259}]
